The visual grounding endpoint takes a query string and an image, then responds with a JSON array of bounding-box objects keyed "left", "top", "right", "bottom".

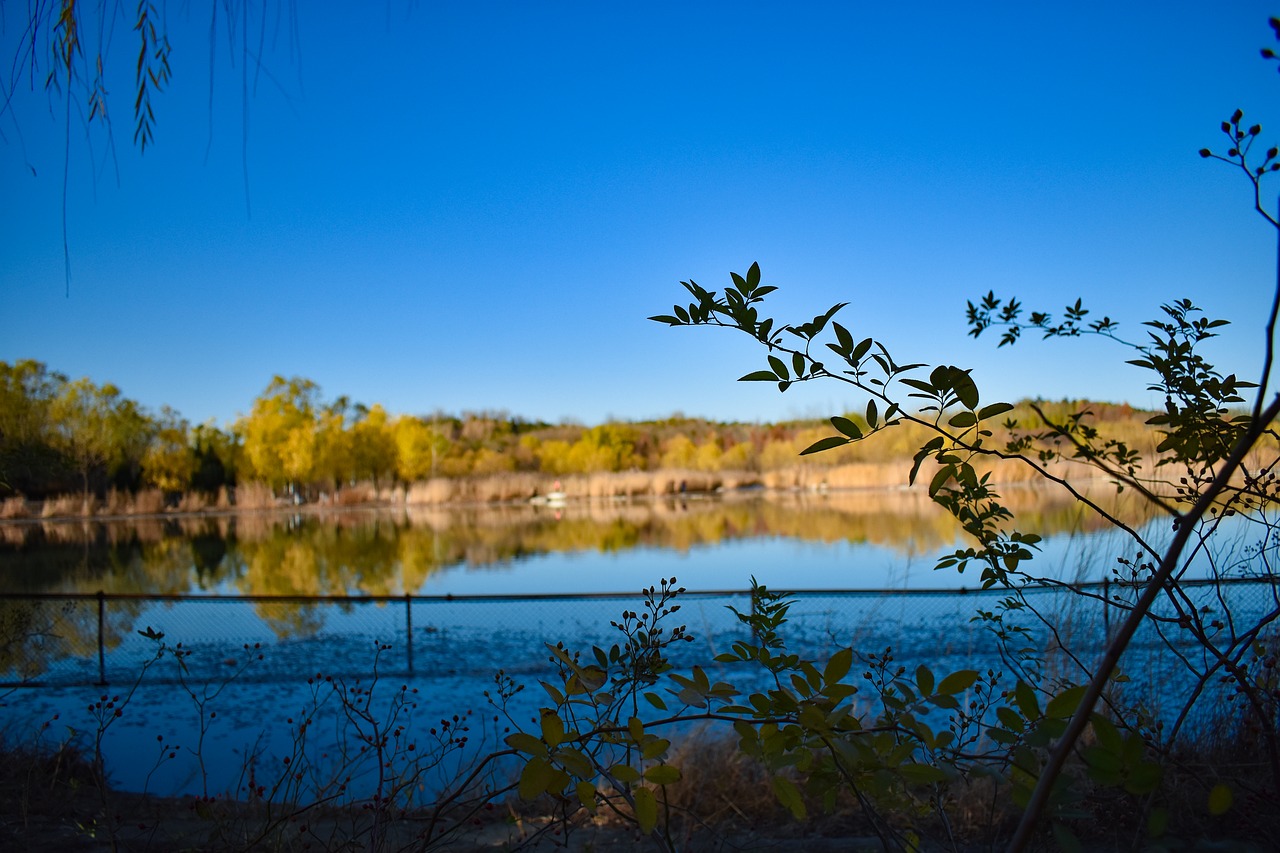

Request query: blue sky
[{"left": 3, "top": 2, "right": 1278, "bottom": 427}]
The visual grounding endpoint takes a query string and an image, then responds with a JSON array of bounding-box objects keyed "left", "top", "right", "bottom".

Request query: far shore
[{"left": 0, "top": 457, "right": 1117, "bottom": 527}]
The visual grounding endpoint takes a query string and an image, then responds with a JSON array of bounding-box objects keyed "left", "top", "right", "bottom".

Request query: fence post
[
  {"left": 1102, "top": 577, "right": 1111, "bottom": 640},
  {"left": 405, "top": 593, "right": 414, "bottom": 674},
  {"left": 96, "top": 590, "right": 107, "bottom": 686}
]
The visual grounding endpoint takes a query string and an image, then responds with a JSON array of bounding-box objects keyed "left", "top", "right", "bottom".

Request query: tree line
[{"left": 0, "top": 359, "right": 1161, "bottom": 506}]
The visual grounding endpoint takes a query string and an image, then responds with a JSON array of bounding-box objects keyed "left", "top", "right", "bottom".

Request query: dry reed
[
  {"left": 0, "top": 495, "right": 31, "bottom": 519},
  {"left": 131, "top": 489, "right": 165, "bottom": 515},
  {"left": 100, "top": 488, "right": 130, "bottom": 515},
  {"left": 175, "top": 491, "right": 211, "bottom": 512},
  {"left": 40, "top": 494, "right": 88, "bottom": 518},
  {"left": 35, "top": 520, "right": 95, "bottom": 544},
  {"left": 401, "top": 470, "right": 767, "bottom": 506},
  {"left": 0, "top": 524, "right": 31, "bottom": 546},
  {"left": 234, "top": 482, "right": 277, "bottom": 510},
  {"left": 333, "top": 483, "right": 377, "bottom": 506}
]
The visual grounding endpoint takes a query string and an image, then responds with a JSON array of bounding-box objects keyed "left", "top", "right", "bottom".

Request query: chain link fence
[{"left": 2, "top": 579, "right": 1276, "bottom": 696}]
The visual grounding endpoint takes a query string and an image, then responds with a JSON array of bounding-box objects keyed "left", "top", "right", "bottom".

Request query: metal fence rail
[{"left": 1, "top": 578, "right": 1276, "bottom": 689}]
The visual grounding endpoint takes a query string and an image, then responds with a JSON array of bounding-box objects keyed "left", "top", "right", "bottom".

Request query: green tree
[
  {"left": 350, "top": 403, "right": 397, "bottom": 489},
  {"left": 0, "top": 359, "right": 69, "bottom": 496},
  {"left": 49, "top": 377, "right": 127, "bottom": 512},
  {"left": 190, "top": 421, "right": 240, "bottom": 493},
  {"left": 142, "top": 405, "right": 196, "bottom": 493},
  {"left": 106, "top": 396, "right": 153, "bottom": 493},
  {"left": 313, "top": 398, "right": 355, "bottom": 492}
]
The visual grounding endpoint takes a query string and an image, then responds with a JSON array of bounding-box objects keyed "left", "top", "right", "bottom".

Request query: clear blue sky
[{"left": 3, "top": 2, "right": 1278, "bottom": 427}]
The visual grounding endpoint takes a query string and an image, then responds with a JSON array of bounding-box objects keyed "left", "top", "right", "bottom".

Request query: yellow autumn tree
[
  {"left": 142, "top": 406, "right": 196, "bottom": 492},
  {"left": 350, "top": 404, "right": 397, "bottom": 488},
  {"left": 312, "top": 403, "right": 353, "bottom": 491},
  {"left": 238, "top": 376, "right": 320, "bottom": 494},
  {"left": 659, "top": 434, "right": 697, "bottom": 469},
  {"left": 394, "top": 416, "right": 449, "bottom": 483}
]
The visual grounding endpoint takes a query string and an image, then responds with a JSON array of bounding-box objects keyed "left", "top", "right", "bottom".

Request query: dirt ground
[{"left": 0, "top": 786, "right": 891, "bottom": 852}]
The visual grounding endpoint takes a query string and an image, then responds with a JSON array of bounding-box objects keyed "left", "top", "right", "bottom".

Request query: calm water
[
  {"left": 0, "top": 486, "right": 1160, "bottom": 598},
  {"left": 0, "top": 488, "right": 1265, "bottom": 799}
]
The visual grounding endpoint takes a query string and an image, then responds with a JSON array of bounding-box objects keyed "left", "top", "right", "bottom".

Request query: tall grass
[
  {"left": 0, "top": 496, "right": 31, "bottom": 519},
  {"left": 401, "top": 470, "right": 757, "bottom": 505},
  {"left": 40, "top": 494, "right": 87, "bottom": 518},
  {"left": 233, "top": 482, "right": 277, "bottom": 510}
]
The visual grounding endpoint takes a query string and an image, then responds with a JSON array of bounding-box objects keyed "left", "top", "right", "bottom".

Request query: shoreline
[{"left": 0, "top": 473, "right": 1096, "bottom": 528}]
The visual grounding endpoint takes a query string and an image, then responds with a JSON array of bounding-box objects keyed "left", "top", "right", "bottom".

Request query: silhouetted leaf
[
  {"left": 644, "top": 764, "right": 681, "bottom": 785},
  {"left": 952, "top": 369, "right": 980, "bottom": 409},
  {"left": 1052, "top": 821, "right": 1083, "bottom": 853},
  {"left": 833, "top": 322, "right": 853, "bottom": 353},
  {"left": 900, "top": 378, "right": 935, "bottom": 395},
  {"left": 1045, "top": 685, "right": 1087, "bottom": 719},
  {"left": 1147, "top": 807, "right": 1168, "bottom": 838},
  {"left": 540, "top": 711, "right": 564, "bottom": 748},
  {"left": 977, "top": 402, "right": 1014, "bottom": 420},
  {"left": 519, "top": 756, "right": 554, "bottom": 800},
  {"left": 1014, "top": 681, "right": 1041, "bottom": 720},
  {"left": 1208, "top": 783, "right": 1233, "bottom": 815},
  {"left": 937, "top": 670, "right": 978, "bottom": 695},
  {"left": 915, "top": 665, "right": 934, "bottom": 696},
  {"left": 899, "top": 763, "right": 948, "bottom": 785},
  {"left": 928, "top": 465, "right": 953, "bottom": 497},
  {"left": 577, "top": 780, "right": 597, "bottom": 813},
  {"left": 633, "top": 786, "right": 658, "bottom": 833},
  {"left": 831, "top": 416, "right": 863, "bottom": 439},
  {"left": 824, "top": 648, "right": 853, "bottom": 684},
  {"left": 1124, "top": 761, "right": 1162, "bottom": 795},
  {"left": 771, "top": 776, "right": 806, "bottom": 819},
  {"left": 800, "top": 436, "right": 849, "bottom": 456},
  {"left": 609, "top": 763, "right": 641, "bottom": 784},
  {"left": 505, "top": 732, "right": 544, "bottom": 755}
]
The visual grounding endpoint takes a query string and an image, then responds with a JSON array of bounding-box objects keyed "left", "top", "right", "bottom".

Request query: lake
[{"left": 0, "top": 487, "right": 1268, "bottom": 799}]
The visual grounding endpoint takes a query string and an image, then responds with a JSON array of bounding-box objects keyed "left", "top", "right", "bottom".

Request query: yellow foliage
[
  {"left": 660, "top": 435, "right": 697, "bottom": 470},
  {"left": 537, "top": 439, "right": 575, "bottom": 475},
  {"left": 238, "top": 376, "right": 320, "bottom": 490},
  {"left": 693, "top": 439, "right": 723, "bottom": 472},
  {"left": 720, "top": 440, "right": 756, "bottom": 471},
  {"left": 143, "top": 407, "right": 196, "bottom": 492},
  {"left": 395, "top": 416, "right": 442, "bottom": 482},
  {"left": 472, "top": 446, "right": 516, "bottom": 475}
]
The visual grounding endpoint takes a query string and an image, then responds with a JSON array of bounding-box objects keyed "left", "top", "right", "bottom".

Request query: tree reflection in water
[{"left": 0, "top": 485, "right": 1159, "bottom": 647}]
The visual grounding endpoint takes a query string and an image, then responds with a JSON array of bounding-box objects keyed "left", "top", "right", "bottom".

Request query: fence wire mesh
[{"left": 2, "top": 579, "right": 1276, "bottom": 698}]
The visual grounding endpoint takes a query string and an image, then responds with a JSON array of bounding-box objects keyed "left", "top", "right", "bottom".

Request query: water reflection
[
  {"left": 0, "top": 485, "right": 1157, "bottom": 598},
  {"left": 0, "top": 483, "right": 1195, "bottom": 702}
]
